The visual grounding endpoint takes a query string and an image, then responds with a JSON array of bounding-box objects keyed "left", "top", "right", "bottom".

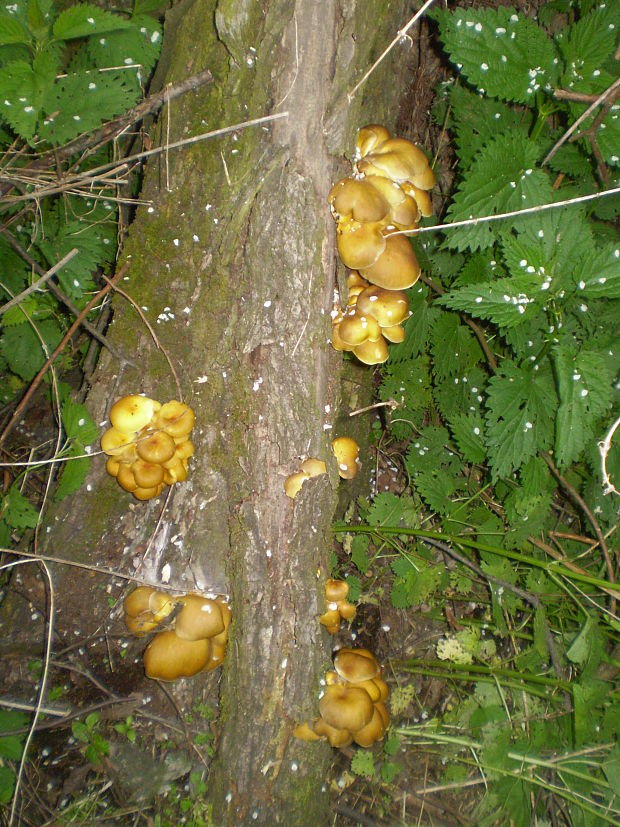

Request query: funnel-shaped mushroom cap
[
  {"left": 110, "top": 395, "right": 160, "bottom": 434},
  {"left": 331, "top": 436, "right": 360, "bottom": 479},
  {"left": 313, "top": 717, "right": 354, "bottom": 748},
  {"left": 355, "top": 124, "right": 390, "bottom": 158},
  {"left": 328, "top": 177, "right": 391, "bottom": 223},
  {"left": 352, "top": 703, "right": 388, "bottom": 747},
  {"left": 325, "top": 579, "right": 349, "bottom": 602},
  {"left": 175, "top": 594, "right": 226, "bottom": 641},
  {"left": 381, "top": 323, "right": 406, "bottom": 344},
  {"left": 334, "top": 647, "right": 380, "bottom": 683},
  {"left": 360, "top": 234, "right": 420, "bottom": 290},
  {"left": 124, "top": 586, "right": 155, "bottom": 618},
  {"left": 356, "top": 286, "right": 409, "bottom": 328},
  {"left": 319, "top": 684, "right": 374, "bottom": 732},
  {"left": 116, "top": 463, "right": 138, "bottom": 492},
  {"left": 402, "top": 182, "right": 433, "bottom": 216},
  {"left": 336, "top": 217, "right": 386, "bottom": 271},
  {"left": 331, "top": 322, "right": 355, "bottom": 353},
  {"left": 152, "top": 401, "right": 195, "bottom": 439},
  {"left": 353, "top": 337, "right": 389, "bottom": 366},
  {"left": 338, "top": 307, "right": 382, "bottom": 347},
  {"left": 293, "top": 721, "right": 322, "bottom": 742},
  {"left": 131, "top": 459, "right": 165, "bottom": 489},
  {"left": 362, "top": 138, "right": 435, "bottom": 188},
  {"left": 137, "top": 430, "right": 176, "bottom": 464},
  {"left": 143, "top": 631, "right": 210, "bottom": 680},
  {"left": 133, "top": 484, "right": 163, "bottom": 501}
]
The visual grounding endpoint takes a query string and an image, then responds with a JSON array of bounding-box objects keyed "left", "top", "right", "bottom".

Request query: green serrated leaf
[
  {"left": 351, "top": 749, "right": 375, "bottom": 777},
  {"left": 387, "top": 284, "right": 440, "bottom": 363},
  {"left": 0, "top": 318, "right": 63, "bottom": 381},
  {"left": 438, "top": 7, "right": 558, "bottom": 104},
  {"left": 52, "top": 4, "right": 130, "bottom": 40},
  {"left": 575, "top": 243, "right": 620, "bottom": 299},
  {"left": 414, "top": 468, "right": 466, "bottom": 515},
  {"left": 430, "top": 312, "right": 483, "bottom": 379},
  {"left": 0, "top": 735, "right": 24, "bottom": 761},
  {"left": 0, "top": 766, "right": 16, "bottom": 805},
  {"left": 485, "top": 360, "right": 556, "bottom": 479},
  {"left": 566, "top": 615, "right": 594, "bottom": 665},
  {"left": 367, "top": 492, "right": 420, "bottom": 529},
  {"left": 61, "top": 398, "right": 98, "bottom": 444},
  {"left": 0, "top": 52, "right": 57, "bottom": 142},
  {"left": 441, "top": 275, "right": 540, "bottom": 329},
  {"left": 71, "top": 720, "right": 90, "bottom": 743},
  {"left": 0, "top": 13, "right": 32, "bottom": 46},
  {"left": 449, "top": 412, "right": 486, "bottom": 464},
  {"left": 405, "top": 425, "right": 453, "bottom": 475},
  {"left": 444, "top": 131, "right": 552, "bottom": 252},
  {"left": 602, "top": 744, "right": 620, "bottom": 797},
  {"left": 344, "top": 574, "right": 361, "bottom": 603},
  {"left": 2, "top": 483, "right": 38, "bottom": 529},
  {"left": 350, "top": 534, "right": 369, "bottom": 575},
  {"left": 54, "top": 446, "right": 91, "bottom": 501},
  {"left": 87, "top": 14, "right": 161, "bottom": 74}
]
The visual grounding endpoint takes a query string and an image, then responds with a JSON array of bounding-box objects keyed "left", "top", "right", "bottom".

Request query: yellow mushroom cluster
[
  {"left": 101, "top": 395, "right": 195, "bottom": 500},
  {"left": 294, "top": 648, "right": 389, "bottom": 748},
  {"left": 319, "top": 578, "right": 356, "bottom": 633},
  {"left": 284, "top": 457, "right": 327, "bottom": 499},
  {"left": 329, "top": 124, "right": 435, "bottom": 365},
  {"left": 124, "top": 587, "right": 231, "bottom": 681},
  {"left": 284, "top": 438, "right": 359, "bottom": 498}
]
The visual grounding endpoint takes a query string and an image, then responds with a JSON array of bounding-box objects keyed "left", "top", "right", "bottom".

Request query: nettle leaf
[
  {"left": 52, "top": 4, "right": 130, "bottom": 40},
  {"left": 87, "top": 14, "right": 162, "bottom": 75},
  {"left": 0, "top": 51, "right": 57, "bottom": 142},
  {"left": 440, "top": 275, "right": 540, "bottom": 329},
  {"left": 388, "top": 285, "right": 440, "bottom": 363},
  {"left": 61, "top": 398, "right": 98, "bottom": 444},
  {"left": 2, "top": 483, "right": 38, "bottom": 529},
  {"left": 415, "top": 468, "right": 467, "bottom": 515},
  {"left": 350, "top": 534, "right": 369, "bottom": 575},
  {"left": 0, "top": 318, "right": 63, "bottom": 381},
  {"left": 556, "top": 3, "right": 619, "bottom": 87},
  {"left": 452, "top": 250, "right": 504, "bottom": 288},
  {"left": 519, "top": 455, "right": 554, "bottom": 500},
  {"left": 430, "top": 312, "right": 483, "bottom": 379},
  {"left": 433, "top": 365, "right": 487, "bottom": 422},
  {"left": 444, "top": 131, "right": 552, "bottom": 252},
  {"left": 39, "top": 69, "right": 141, "bottom": 146},
  {"left": 367, "top": 492, "right": 420, "bottom": 530},
  {"left": 575, "top": 243, "right": 620, "bottom": 299},
  {"left": 553, "top": 347, "right": 613, "bottom": 469},
  {"left": 351, "top": 749, "right": 374, "bottom": 778},
  {"left": 449, "top": 412, "right": 486, "bottom": 464},
  {"left": 379, "top": 357, "right": 431, "bottom": 440},
  {"left": 485, "top": 360, "right": 557, "bottom": 479},
  {"left": 0, "top": 13, "right": 31, "bottom": 45},
  {"left": 441, "top": 82, "right": 532, "bottom": 167},
  {"left": 405, "top": 425, "right": 454, "bottom": 475},
  {"left": 546, "top": 140, "right": 593, "bottom": 178},
  {"left": 438, "top": 6, "right": 558, "bottom": 104},
  {"left": 54, "top": 446, "right": 91, "bottom": 501}
]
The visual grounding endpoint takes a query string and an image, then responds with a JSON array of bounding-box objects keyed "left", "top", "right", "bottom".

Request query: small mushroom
[
  {"left": 381, "top": 323, "right": 406, "bottom": 344},
  {"left": 284, "top": 471, "right": 310, "bottom": 499},
  {"left": 174, "top": 594, "right": 226, "bottom": 641},
  {"left": 359, "top": 138, "right": 436, "bottom": 190},
  {"left": 293, "top": 721, "right": 322, "bottom": 741},
  {"left": 131, "top": 459, "right": 165, "bottom": 489},
  {"left": 313, "top": 718, "right": 354, "bottom": 748},
  {"left": 355, "top": 124, "right": 391, "bottom": 159},
  {"left": 336, "top": 217, "right": 386, "bottom": 271},
  {"left": 101, "top": 428, "right": 137, "bottom": 460},
  {"left": 352, "top": 337, "right": 389, "bottom": 366},
  {"left": 359, "top": 234, "right": 421, "bottom": 291},
  {"left": 334, "top": 647, "right": 380, "bottom": 683},
  {"left": 151, "top": 401, "right": 195, "bottom": 439},
  {"left": 137, "top": 430, "right": 176, "bottom": 464},
  {"left": 318, "top": 684, "right": 374, "bottom": 733},
  {"left": 331, "top": 437, "right": 360, "bottom": 480},
  {"left": 110, "top": 395, "right": 160, "bottom": 434},
  {"left": 328, "top": 177, "right": 391, "bottom": 223},
  {"left": 352, "top": 702, "right": 388, "bottom": 747},
  {"left": 143, "top": 630, "right": 211, "bottom": 680},
  {"left": 356, "top": 286, "right": 409, "bottom": 328},
  {"left": 338, "top": 307, "right": 382, "bottom": 347}
]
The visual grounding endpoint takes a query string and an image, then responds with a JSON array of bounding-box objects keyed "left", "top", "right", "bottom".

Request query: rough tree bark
[{"left": 21, "top": 0, "right": 413, "bottom": 822}]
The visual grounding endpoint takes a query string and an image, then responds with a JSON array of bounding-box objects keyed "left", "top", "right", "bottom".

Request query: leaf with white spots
[
  {"left": 436, "top": 7, "right": 559, "bottom": 104},
  {"left": 440, "top": 275, "right": 540, "bottom": 329},
  {"left": 405, "top": 425, "right": 455, "bottom": 475},
  {"left": 444, "top": 132, "right": 552, "bottom": 251},
  {"left": 52, "top": 4, "right": 130, "bottom": 40},
  {"left": 54, "top": 445, "right": 91, "bottom": 501},
  {"left": 430, "top": 312, "right": 483, "bottom": 379},
  {"left": 449, "top": 412, "right": 486, "bottom": 464},
  {"left": 553, "top": 347, "right": 613, "bottom": 469},
  {"left": 575, "top": 243, "right": 620, "bottom": 299},
  {"left": 87, "top": 14, "right": 161, "bottom": 74},
  {"left": 0, "top": 12, "right": 31, "bottom": 45},
  {"left": 388, "top": 284, "right": 440, "bottom": 364},
  {"left": 61, "top": 398, "right": 98, "bottom": 444},
  {"left": 485, "top": 361, "right": 556, "bottom": 480},
  {"left": 0, "top": 52, "right": 56, "bottom": 142}
]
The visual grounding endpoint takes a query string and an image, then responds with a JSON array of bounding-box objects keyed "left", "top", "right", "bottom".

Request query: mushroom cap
[
  {"left": 402, "top": 182, "right": 433, "bottom": 216},
  {"left": 319, "top": 684, "right": 374, "bottom": 732},
  {"left": 101, "top": 428, "right": 137, "bottom": 460},
  {"left": 328, "top": 177, "right": 391, "bottom": 223},
  {"left": 133, "top": 484, "right": 163, "bottom": 501},
  {"left": 125, "top": 613, "right": 160, "bottom": 636},
  {"left": 338, "top": 307, "right": 382, "bottom": 347},
  {"left": 336, "top": 217, "right": 386, "bottom": 271},
  {"left": 325, "top": 579, "right": 349, "bottom": 602},
  {"left": 331, "top": 322, "right": 355, "bottom": 352},
  {"left": 149, "top": 591, "right": 176, "bottom": 621},
  {"left": 293, "top": 721, "right": 322, "bottom": 742},
  {"left": 301, "top": 458, "right": 327, "bottom": 477},
  {"left": 152, "top": 401, "right": 195, "bottom": 439},
  {"left": 331, "top": 436, "right": 360, "bottom": 480},
  {"left": 352, "top": 703, "right": 388, "bottom": 747},
  {"left": 313, "top": 717, "right": 354, "bottom": 748},
  {"left": 362, "top": 138, "right": 435, "bottom": 188},
  {"left": 356, "top": 286, "right": 409, "bottom": 328},
  {"left": 110, "top": 395, "right": 160, "bottom": 434},
  {"left": 124, "top": 586, "right": 155, "bottom": 618},
  {"left": 355, "top": 124, "right": 390, "bottom": 159},
  {"left": 143, "top": 630, "right": 211, "bottom": 680},
  {"left": 106, "top": 457, "right": 120, "bottom": 477},
  {"left": 346, "top": 271, "right": 370, "bottom": 290},
  {"left": 334, "top": 648, "right": 380, "bottom": 683},
  {"left": 131, "top": 459, "right": 165, "bottom": 489},
  {"left": 210, "top": 599, "right": 232, "bottom": 646},
  {"left": 353, "top": 337, "right": 389, "bottom": 366},
  {"left": 359, "top": 234, "right": 421, "bottom": 291},
  {"left": 163, "top": 456, "right": 188, "bottom": 484},
  {"left": 381, "top": 323, "right": 406, "bottom": 344},
  {"left": 137, "top": 430, "right": 176, "bottom": 464},
  {"left": 175, "top": 594, "right": 226, "bottom": 641},
  {"left": 284, "top": 471, "right": 310, "bottom": 499},
  {"left": 338, "top": 600, "right": 356, "bottom": 621},
  {"left": 116, "top": 463, "right": 138, "bottom": 493},
  {"left": 203, "top": 639, "right": 227, "bottom": 671},
  {"left": 319, "top": 608, "right": 341, "bottom": 633},
  {"left": 174, "top": 440, "right": 194, "bottom": 460},
  {"left": 365, "top": 176, "right": 420, "bottom": 228},
  {"left": 352, "top": 678, "right": 383, "bottom": 703}
]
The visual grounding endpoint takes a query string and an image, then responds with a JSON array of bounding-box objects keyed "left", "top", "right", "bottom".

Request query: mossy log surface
[{"left": 29, "top": 0, "right": 411, "bottom": 822}]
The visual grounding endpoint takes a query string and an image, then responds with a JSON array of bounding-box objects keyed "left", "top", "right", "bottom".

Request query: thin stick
[
  {"left": 347, "top": 0, "right": 438, "bottom": 101},
  {"left": 0, "top": 248, "right": 78, "bottom": 316},
  {"left": 543, "top": 77, "right": 620, "bottom": 166},
  {"left": 0, "top": 264, "right": 128, "bottom": 449},
  {"left": 599, "top": 416, "right": 620, "bottom": 496},
  {"left": 388, "top": 187, "right": 620, "bottom": 238}
]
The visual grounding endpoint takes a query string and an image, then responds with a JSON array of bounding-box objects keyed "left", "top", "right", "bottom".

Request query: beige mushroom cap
[
  {"left": 338, "top": 306, "right": 382, "bottom": 347},
  {"left": 355, "top": 124, "right": 391, "bottom": 159},
  {"left": 110, "top": 395, "right": 160, "bottom": 434},
  {"left": 381, "top": 323, "right": 406, "bottom": 344},
  {"left": 325, "top": 579, "right": 349, "bottom": 602},
  {"left": 137, "top": 430, "right": 176, "bottom": 464},
  {"left": 331, "top": 322, "right": 355, "bottom": 353},
  {"left": 131, "top": 459, "right": 165, "bottom": 489},
  {"left": 175, "top": 594, "right": 226, "bottom": 641},
  {"left": 101, "top": 428, "right": 137, "bottom": 461},
  {"left": 152, "top": 401, "right": 195, "bottom": 439},
  {"left": 352, "top": 702, "right": 388, "bottom": 747},
  {"left": 362, "top": 138, "right": 435, "bottom": 189},
  {"left": 284, "top": 471, "right": 310, "bottom": 499},
  {"left": 334, "top": 647, "right": 380, "bottom": 683},
  {"left": 313, "top": 718, "right": 354, "bottom": 748},
  {"left": 356, "top": 286, "right": 409, "bottom": 328},
  {"left": 143, "top": 630, "right": 211, "bottom": 681},
  {"left": 336, "top": 217, "right": 386, "bottom": 271},
  {"left": 331, "top": 436, "right": 360, "bottom": 480},
  {"left": 319, "top": 684, "right": 374, "bottom": 733},
  {"left": 353, "top": 337, "right": 389, "bottom": 366},
  {"left": 328, "top": 177, "right": 391, "bottom": 224}
]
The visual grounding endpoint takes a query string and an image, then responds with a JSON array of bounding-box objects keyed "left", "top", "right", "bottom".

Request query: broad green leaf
[
  {"left": 430, "top": 312, "right": 483, "bottom": 379},
  {"left": 367, "top": 492, "right": 420, "bottom": 529},
  {"left": 379, "top": 355, "right": 432, "bottom": 439},
  {"left": 351, "top": 749, "right": 374, "bottom": 777},
  {"left": 449, "top": 412, "right": 486, "bottom": 464},
  {"left": 0, "top": 14, "right": 31, "bottom": 45},
  {"left": 0, "top": 52, "right": 57, "bottom": 142},
  {"left": 444, "top": 131, "right": 552, "bottom": 251},
  {"left": 575, "top": 243, "right": 620, "bottom": 299},
  {"left": 405, "top": 425, "right": 453, "bottom": 475},
  {"left": 52, "top": 4, "right": 130, "bottom": 40},
  {"left": 2, "top": 482, "right": 38, "bottom": 529},
  {"left": 440, "top": 275, "right": 540, "bottom": 329},
  {"left": 87, "top": 14, "right": 161, "bottom": 75},
  {"left": 61, "top": 398, "right": 98, "bottom": 444},
  {"left": 0, "top": 735, "right": 24, "bottom": 760},
  {"left": 433, "top": 365, "right": 487, "bottom": 423},
  {"left": 438, "top": 7, "right": 558, "bottom": 103},
  {"left": 54, "top": 447, "right": 91, "bottom": 501},
  {"left": 0, "top": 766, "right": 15, "bottom": 805},
  {"left": 415, "top": 468, "right": 466, "bottom": 515},
  {"left": 388, "top": 284, "right": 440, "bottom": 363},
  {"left": 485, "top": 360, "right": 556, "bottom": 479},
  {"left": 556, "top": 4, "right": 619, "bottom": 87},
  {"left": 0, "top": 318, "right": 63, "bottom": 382},
  {"left": 566, "top": 615, "right": 594, "bottom": 665},
  {"left": 350, "top": 534, "right": 369, "bottom": 575},
  {"left": 344, "top": 574, "right": 361, "bottom": 603}
]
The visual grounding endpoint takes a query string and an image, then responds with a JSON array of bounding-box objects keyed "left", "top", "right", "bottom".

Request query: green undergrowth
[{"left": 335, "top": 2, "right": 619, "bottom": 825}]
